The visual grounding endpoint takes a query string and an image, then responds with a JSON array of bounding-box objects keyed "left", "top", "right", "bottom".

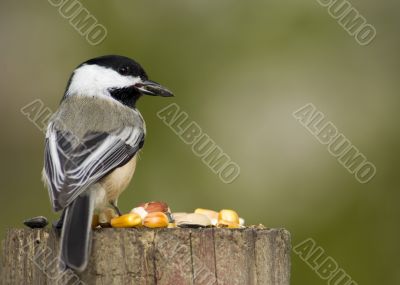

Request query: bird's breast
[{"left": 98, "top": 155, "right": 137, "bottom": 205}]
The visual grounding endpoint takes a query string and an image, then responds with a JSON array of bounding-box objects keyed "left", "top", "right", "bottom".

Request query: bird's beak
[{"left": 134, "top": 80, "right": 174, "bottom": 97}]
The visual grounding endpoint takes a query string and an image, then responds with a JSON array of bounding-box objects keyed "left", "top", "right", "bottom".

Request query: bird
[{"left": 42, "top": 55, "right": 173, "bottom": 272}]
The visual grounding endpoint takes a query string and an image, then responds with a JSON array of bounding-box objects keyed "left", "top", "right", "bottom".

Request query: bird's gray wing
[{"left": 43, "top": 122, "right": 144, "bottom": 212}]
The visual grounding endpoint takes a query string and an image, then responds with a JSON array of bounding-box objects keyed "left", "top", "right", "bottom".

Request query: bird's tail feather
[{"left": 60, "top": 190, "right": 94, "bottom": 272}]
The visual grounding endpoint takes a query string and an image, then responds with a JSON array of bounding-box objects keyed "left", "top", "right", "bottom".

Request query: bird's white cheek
[{"left": 65, "top": 64, "right": 141, "bottom": 98}]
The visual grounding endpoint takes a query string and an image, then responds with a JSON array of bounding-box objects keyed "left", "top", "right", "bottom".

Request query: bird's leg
[
  {"left": 110, "top": 200, "right": 122, "bottom": 216},
  {"left": 52, "top": 209, "right": 66, "bottom": 235}
]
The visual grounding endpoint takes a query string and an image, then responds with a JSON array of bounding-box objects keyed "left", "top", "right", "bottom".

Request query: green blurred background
[{"left": 0, "top": 0, "right": 399, "bottom": 284}]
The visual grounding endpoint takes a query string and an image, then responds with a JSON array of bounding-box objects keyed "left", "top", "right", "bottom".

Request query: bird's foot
[
  {"left": 98, "top": 207, "right": 119, "bottom": 227},
  {"left": 52, "top": 210, "right": 66, "bottom": 230},
  {"left": 52, "top": 211, "right": 65, "bottom": 236}
]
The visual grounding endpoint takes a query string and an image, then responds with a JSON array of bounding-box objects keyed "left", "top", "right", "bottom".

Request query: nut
[
  {"left": 111, "top": 213, "right": 142, "bottom": 228},
  {"left": 131, "top": 207, "right": 148, "bottom": 219},
  {"left": 176, "top": 213, "right": 212, "bottom": 228},
  {"left": 139, "top": 201, "right": 170, "bottom": 213},
  {"left": 132, "top": 201, "right": 170, "bottom": 219},
  {"left": 218, "top": 209, "right": 240, "bottom": 228},
  {"left": 143, "top": 212, "right": 169, "bottom": 228},
  {"left": 194, "top": 208, "right": 218, "bottom": 226},
  {"left": 171, "top": 212, "right": 188, "bottom": 221}
]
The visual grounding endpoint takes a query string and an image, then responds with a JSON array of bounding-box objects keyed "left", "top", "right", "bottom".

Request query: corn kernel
[
  {"left": 111, "top": 213, "right": 142, "bottom": 228},
  {"left": 218, "top": 209, "right": 240, "bottom": 228},
  {"left": 143, "top": 212, "right": 169, "bottom": 228}
]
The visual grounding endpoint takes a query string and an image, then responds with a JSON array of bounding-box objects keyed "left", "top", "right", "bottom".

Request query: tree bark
[{"left": 1, "top": 227, "right": 290, "bottom": 285}]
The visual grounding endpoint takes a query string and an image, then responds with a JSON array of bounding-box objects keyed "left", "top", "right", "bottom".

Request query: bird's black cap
[{"left": 81, "top": 55, "right": 149, "bottom": 79}]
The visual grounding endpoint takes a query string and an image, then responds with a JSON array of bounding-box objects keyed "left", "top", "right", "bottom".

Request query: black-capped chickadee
[{"left": 42, "top": 55, "right": 173, "bottom": 272}]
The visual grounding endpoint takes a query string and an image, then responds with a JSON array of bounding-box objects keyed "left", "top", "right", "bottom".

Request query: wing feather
[{"left": 43, "top": 122, "right": 144, "bottom": 211}]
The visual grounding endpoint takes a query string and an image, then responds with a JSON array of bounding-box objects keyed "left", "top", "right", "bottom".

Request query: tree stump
[{"left": 1, "top": 228, "right": 291, "bottom": 285}]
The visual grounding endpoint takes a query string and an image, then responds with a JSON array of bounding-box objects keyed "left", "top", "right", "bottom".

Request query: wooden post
[{"left": 1, "top": 228, "right": 291, "bottom": 285}]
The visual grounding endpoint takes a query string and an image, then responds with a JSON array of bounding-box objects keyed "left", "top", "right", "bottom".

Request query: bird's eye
[{"left": 119, "top": 66, "right": 130, "bottom": 75}]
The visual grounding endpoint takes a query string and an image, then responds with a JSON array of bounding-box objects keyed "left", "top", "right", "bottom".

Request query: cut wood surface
[{"left": 1, "top": 228, "right": 291, "bottom": 285}]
